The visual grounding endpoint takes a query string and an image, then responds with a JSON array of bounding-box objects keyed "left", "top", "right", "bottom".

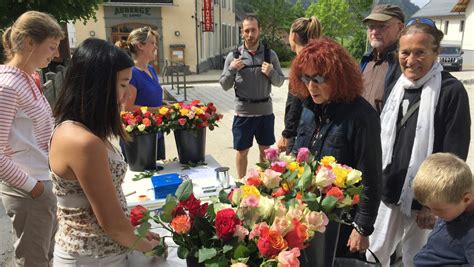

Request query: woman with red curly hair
[{"left": 290, "top": 37, "right": 382, "bottom": 266}]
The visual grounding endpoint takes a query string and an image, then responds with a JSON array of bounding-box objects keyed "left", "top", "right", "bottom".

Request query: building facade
[
  {"left": 452, "top": 0, "right": 473, "bottom": 65},
  {"left": 72, "top": 0, "right": 239, "bottom": 73}
]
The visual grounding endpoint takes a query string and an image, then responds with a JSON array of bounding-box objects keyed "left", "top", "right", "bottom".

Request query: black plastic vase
[
  {"left": 186, "top": 257, "right": 204, "bottom": 267},
  {"left": 174, "top": 128, "right": 206, "bottom": 164},
  {"left": 123, "top": 133, "right": 157, "bottom": 171}
]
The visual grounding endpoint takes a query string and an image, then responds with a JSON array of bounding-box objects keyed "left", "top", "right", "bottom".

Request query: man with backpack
[{"left": 219, "top": 15, "right": 285, "bottom": 179}]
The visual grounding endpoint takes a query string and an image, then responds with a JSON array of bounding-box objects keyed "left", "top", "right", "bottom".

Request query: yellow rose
[
  {"left": 180, "top": 108, "right": 190, "bottom": 116},
  {"left": 298, "top": 166, "right": 305, "bottom": 177},
  {"left": 240, "top": 185, "right": 260, "bottom": 199},
  {"left": 194, "top": 108, "right": 204, "bottom": 115},
  {"left": 320, "top": 156, "right": 336, "bottom": 166},
  {"left": 333, "top": 166, "right": 349, "bottom": 188},
  {"left": 173, "top": 103, "right": 181, "bottom": 109},
  {"left": 125, "top": 125, "right": 134, "bottom": 132},
  {"left": 158, "top": 107, "right": 169, "bottom": 115},
  {"left": 140, "top": 106, "right": 148, "bottom": 113},
  {"left": 287, "top": 161, "right": 299, "bottom": 172}
]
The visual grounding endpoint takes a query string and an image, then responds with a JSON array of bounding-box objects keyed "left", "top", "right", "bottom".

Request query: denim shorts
[{"left": 232, "top": 114, "right": 275, "bottom": 150}]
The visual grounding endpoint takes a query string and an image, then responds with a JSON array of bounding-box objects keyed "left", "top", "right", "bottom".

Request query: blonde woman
[
  {"left": 277, "top": 16, "right": 322, "bottom": 154},
  {"left": 0, "top": 11, "right": 63, "bottom": 266},
  {"left": 117, "top": 26, "right": 166, "bottom": 161}
]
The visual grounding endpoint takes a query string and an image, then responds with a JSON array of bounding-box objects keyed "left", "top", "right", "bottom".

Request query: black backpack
[{"left": 232, "top": 43, "right": 271, "bottom": 69}]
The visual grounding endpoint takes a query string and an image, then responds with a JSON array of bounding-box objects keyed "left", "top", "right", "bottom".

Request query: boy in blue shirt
[{"left": 412, "top": 153, "right": 474, "bottom": 267}]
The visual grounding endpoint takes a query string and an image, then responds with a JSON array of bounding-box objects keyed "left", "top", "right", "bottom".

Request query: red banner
[{"left": 203, "top": 0, "right": 213, "bottom": 32}]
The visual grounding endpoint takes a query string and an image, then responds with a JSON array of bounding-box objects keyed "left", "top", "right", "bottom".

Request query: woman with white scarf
[{"left": 367, "top": 19, "right": 471, "bottom": 267}]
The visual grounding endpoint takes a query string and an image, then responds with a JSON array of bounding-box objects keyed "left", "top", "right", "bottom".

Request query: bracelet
[{"left": 352, "top": 222, "right": 370, "bottom": 237}]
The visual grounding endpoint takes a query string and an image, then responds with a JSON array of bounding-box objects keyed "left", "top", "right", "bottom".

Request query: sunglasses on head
[
  {"left": 406, "top": 18, "right": 436, "bottom": 28},
  {"left": 300, "top": 74, "right": 325, "bottom": 85}
]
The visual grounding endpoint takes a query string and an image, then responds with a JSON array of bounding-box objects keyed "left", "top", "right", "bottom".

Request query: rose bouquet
[
  {"left": 129, "top": 148, "right": 364, "bottom": 266},
  {"left": 121, "top": 106, "right": 163, "bottom": 136},
  {"left": 157, "top": 100, "right": 223, "bottom": 133}
]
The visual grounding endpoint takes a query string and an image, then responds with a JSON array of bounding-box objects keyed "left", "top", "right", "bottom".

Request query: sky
[{"left": 411, "top": 0, "right": 430, "bottom": 8}]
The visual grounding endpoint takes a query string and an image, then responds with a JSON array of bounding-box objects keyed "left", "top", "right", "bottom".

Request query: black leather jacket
[{"left": 293, "top": 96, "right": 382, "bottom": 234}]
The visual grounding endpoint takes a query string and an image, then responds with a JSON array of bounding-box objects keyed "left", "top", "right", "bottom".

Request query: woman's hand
[
  {"left": 146, "top": 232, "right": 168, "bottom": 258},
  {"left": 30, "top": 181, "right": 44, "bottom": 199},
  {"left": 347, "top": 229, "right": 369, "bottom": 253},
  {"left": 277, "top": 137, "right": 289, "bottom": 153}
]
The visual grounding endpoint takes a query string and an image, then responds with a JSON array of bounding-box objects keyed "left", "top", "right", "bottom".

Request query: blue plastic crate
[{"left": 151, "top": 173, "right": 182, "bottom": 199}]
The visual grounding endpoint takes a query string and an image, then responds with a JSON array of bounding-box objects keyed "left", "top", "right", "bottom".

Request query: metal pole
[{"left": 195, "top": 0, "right": 200, "bottom": 74}]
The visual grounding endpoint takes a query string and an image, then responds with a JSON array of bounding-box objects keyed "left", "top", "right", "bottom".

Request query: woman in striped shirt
[{"left": 0, "top": 11, "right": 64, "bottom": 266}]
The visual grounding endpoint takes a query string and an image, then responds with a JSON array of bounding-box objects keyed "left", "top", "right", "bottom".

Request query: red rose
[
  {"left": 215, "top": 208, "right": 240, "bottom": 240},
  {"left": 189, "top": 202, "right": 208, "bottom": 218},
  {"left": 285, "top": 219, "right": 308, "bottom": 249},
  {"left": 326, "top": 186, "right": 344, "bottom": 201},
  {"left": 130, "top": 205, "right": 148, "bottom": 226},
  {"left": 179, "top": 194, "right": 201, "bottom": 210},
  {"left": 272, "top": 187, "right": 288, "bottom": 198}
]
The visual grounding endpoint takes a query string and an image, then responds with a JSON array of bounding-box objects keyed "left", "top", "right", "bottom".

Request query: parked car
[{"left": 438, "top": 46, "right": 464, "bottom": 71}]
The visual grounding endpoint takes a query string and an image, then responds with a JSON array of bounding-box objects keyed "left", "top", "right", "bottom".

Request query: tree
[
  {"left": 0, "top": 0, "right": 101, "bottom": 63},
  {"left": 306, "top": 0, "right": 372, "bottom": 59},
  {"left": 249, "top": 0, "right": 300, "bottom": 62},
  {"left": 0, "top": 0, "right": 101, "bottom": 28}
]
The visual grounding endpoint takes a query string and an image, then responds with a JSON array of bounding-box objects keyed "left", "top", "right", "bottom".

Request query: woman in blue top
[{"left": 117, "top": 26, "right": 165, "bottom": 160}]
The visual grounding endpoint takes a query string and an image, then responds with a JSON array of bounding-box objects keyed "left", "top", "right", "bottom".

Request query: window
[
  {"left": 222, "top": 0, "right": 226, "bottom": 9},
  {"left": 444, "top": 20, "right": 449, "bottom": 35},
  {"left": 460, "top": 20, "right": 464, "bottom": 32}
]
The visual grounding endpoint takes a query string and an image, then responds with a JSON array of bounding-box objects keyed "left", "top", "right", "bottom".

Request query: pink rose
[
  {"left": 306, "top": 211, "right": 329, "bottom": 233},
  {"left": 277, "top": 247, "right": 301, "bottom": 267},
  {"left": 178, "top": 117, "right": 187, "bottom": 126},
  {"left": 240, "top": 195, "right": 259, "bottom": 208},
  {"left": 262, "top": 169, "right": 282, "bottom": 189},
  {"left": 296, "top": 147, "right": 310, "bottom": 163},
  {"left": 231, "top": 263, "right": 248, "bottom": 267},
  {"left": 233, "top": 224, "right": 249, "bottom": 241},
  {"left": 264, "top": 147, "right": 279, "bottom": 161}
]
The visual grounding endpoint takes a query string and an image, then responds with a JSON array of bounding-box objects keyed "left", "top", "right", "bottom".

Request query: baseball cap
[{"left": 363, "top": 4, "right": 405, "bottom": 23}]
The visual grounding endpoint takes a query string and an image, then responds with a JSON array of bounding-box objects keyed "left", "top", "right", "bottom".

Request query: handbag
[{"left": 333, "top": 249, "right": 382, "bottom": 267}]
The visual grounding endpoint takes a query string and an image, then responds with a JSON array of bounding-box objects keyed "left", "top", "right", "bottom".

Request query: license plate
[{"left": 443, "top": 63, "right": 452, "bottom": 66}]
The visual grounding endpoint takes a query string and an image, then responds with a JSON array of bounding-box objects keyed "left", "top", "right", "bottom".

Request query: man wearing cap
[{"left": 360, "top": 4, "right": 405, "bottom": 113}]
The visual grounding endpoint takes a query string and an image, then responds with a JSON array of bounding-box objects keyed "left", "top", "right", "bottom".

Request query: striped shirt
[{"left": 0, "top": 65, "right": 54, "bottom": 192}]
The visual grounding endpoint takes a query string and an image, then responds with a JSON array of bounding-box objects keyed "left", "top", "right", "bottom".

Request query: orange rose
[
  {"left": 142, "top": 118, "right": 151, "bottom": 127},
  {"left": 170, "top": 214, "right": 191, "bottom": 234},
  {"left": 269, "top": 230, "right": 288, "bottom": 252}
]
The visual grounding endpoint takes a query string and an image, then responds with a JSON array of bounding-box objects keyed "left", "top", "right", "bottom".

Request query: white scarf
[{"left": 380, "top": 62, "right": 443, "bottom": 217}]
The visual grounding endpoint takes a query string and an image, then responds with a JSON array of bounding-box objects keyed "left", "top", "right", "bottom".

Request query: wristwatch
[{"left": 352, "top": 222, "right": 371, "bottom": 237}]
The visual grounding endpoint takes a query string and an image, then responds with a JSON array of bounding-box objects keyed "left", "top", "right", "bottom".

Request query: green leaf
[
  {"left": 223, "top": 244, "right": 233, "bottom": 254},
  {"left": 159, "top": 196, "right": 177, "bottom": 223},
  {"left": 302, "top": 192, "right": 321, "bottom": 211},
  {"left": 346, "top": 185, "right": 364, "bottom": 195},
  {"left": 134, "top": 222, "right": 151, "bottom": 237},
  {"left": 175, "top": 180, "right": 193, "bottom": 201},
  {"left": 218, "top": 189, "right": 231, "bottom": 204},
  {"left": 132, "top": 170, "right": 155, "bottom": 181},
  {"left": 198, "top": 247, "right": 217, "bottom": 263},
  {"left": 177, "top": 246, "right": 189, "bottom": 259},
  {"left": 297, "top": 164, "right": 312, "bottom": 190},
  {"left": 321, "top": 195, "right": 338, "bottom": 213},
  {"left": 233, "top": 244, "right": 250, "bottom": 259}
]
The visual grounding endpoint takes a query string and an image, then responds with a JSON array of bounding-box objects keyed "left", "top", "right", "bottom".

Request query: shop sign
[
  {"left": 114, "top": 6, "right": 152, "bottom": 18},
  {"left": 203, "top": 0, "right": 213, "bottom": 32}
]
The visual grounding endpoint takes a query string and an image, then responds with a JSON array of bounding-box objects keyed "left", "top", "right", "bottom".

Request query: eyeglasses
[
  {"left": 406, "top": 18, "right": 436, "bottom": 28},
  {"left": 300, "top": 74, "right": 325, "bottom": 85}
]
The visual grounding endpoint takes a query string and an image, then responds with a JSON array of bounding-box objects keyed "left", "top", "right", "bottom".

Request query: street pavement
[{"left": 0, "top": 68, "right": 473, "bottom": 266}]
